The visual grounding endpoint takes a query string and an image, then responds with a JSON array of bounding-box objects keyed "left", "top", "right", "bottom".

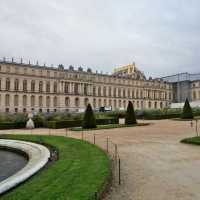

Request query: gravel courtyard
[{"left": 1, "top": 119, "right": 200, "bottom": 200}]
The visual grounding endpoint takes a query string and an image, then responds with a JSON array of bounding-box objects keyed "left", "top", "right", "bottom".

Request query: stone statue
[{"left": 26, "top": 113, "right": 35, "bottom": 129}]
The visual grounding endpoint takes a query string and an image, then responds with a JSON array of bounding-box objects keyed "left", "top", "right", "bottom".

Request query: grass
[
  {"left": 0, "top": 135, "right": 111, "bottom": 200},
  {"left": 181, "top": 136, "right": 200, "bottom": 145},
  {"left": 70, "top": 123, "right": 150, "bottom": 131}
]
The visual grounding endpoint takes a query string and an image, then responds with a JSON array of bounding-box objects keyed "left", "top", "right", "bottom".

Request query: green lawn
[
  {"left": 181, "top": 136, "right": 200, "bottom": 145},
  {"left": 70, "top": 123, "right": 149, "bottom": 131},
  {"left": 0, "top": 135, "right": 111, "bottom": 200}
]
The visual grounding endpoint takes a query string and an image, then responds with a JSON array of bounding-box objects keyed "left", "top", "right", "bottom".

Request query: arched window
[
  {"left": 53, "top": 96, "right": 57, "bottom": 107},
  {"left": 154, "top": 101, "right": 157, "bottom": 109},
  {"left": 160, "top": 102, "right": 163, "bottom": 109},
  {"left": 98, "top": 99, "right": 101, "bottom": 107},
  {"left": 46, "top": 96, "right": 50, "bottom": 107},
  {"left": 84, "top": 98, "right": 89, "bottom": 106},
  {"left": 53, "top": 82, "right": 57, "bottom": 93},
  {"left": 23, "top": 95, "right": 27, "bottom": 106},
  {"left": 109, "top": 99, "right": 112, "bottom": 107},
  {"left": 93, "top": 98, "right": 96, "bottom": 108},
  {"left": 14, "top": 95, "right": 19, "bottom": 106},
  {"left": 75, "top": 97, "right": 79, "bottom": 107},
  {"left": 123, "top": 100, "right": 126, "bottom": 108},
  {"left": 148, "top": 101, "right": 151, "bottom": 108},
  {"left": 119, "top": 100, "right": 121, "bottom": 107},
  {"left": 132, "top": 90, "right": 135, "bottom": 98},
  {"left": 104, "top": 99, "right": 107, "bottom": 106},
  {"left": 6, "top": 78, "right": 10, "bottom": 91},
  {"left": 39, "top": 81, "right": 43, "bottom": 92},
  {"left": 14, "top": 79, "right": 19, "bottom": 91},
  {"left": 5, "top": 94, "right": 10, "bottom": 106},
  {"left": 31, "top": 95, "right": 35, "bottom": 107},
  {"left": 46, "top": 82, "right": 50, "bottom": 93},
  {"left": 39, "top": 96, "right": 43, "bottom": 107},
  {"left": 31, "top": 80, "right": 35, "bottom": 92},
  {"left": 114, "top": 100, "right": 117, "bottom": 108},
  {"left": 65, "top": 97, "right": 70, "bottom": 107},
  {"left": 23, "top": 80, "right": 27, "bottom": 91}
]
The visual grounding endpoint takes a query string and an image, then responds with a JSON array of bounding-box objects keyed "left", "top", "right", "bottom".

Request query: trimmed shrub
[
  {"left": 33, "top": 114, "right": 46, "bottom": 128},
  {"left": 47, "top": 120, "right": 82, "bottom": 129},
  {"left": 82, "top": 104, "right": 96, "bottom": 129},
  {"left": 125, "top": 101, "right": 137, "bottom": 125},
  {"left": 0, "top": 122, "right": 26, "bottom": 130},
  {"left": 181, "top": 98, "right": 193, "bottom": 119}
]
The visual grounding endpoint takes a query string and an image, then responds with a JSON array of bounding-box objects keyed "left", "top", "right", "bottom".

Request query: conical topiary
[
  {"left": 125, "top": 101, "right": 137, "bottom": 125},
  {"left": 181, "top": 98, "right": 193, "bottom": 119},
  {"left": 82, "top": 103, "right": 96, "bottom": 129}
]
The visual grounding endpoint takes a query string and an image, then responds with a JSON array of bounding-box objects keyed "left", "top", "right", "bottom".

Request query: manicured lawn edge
[
  {"left": 181, "top": 137, "right": 200, "bottom": 145},
  {"left": 70, "top": 123, "right": 150, "bottom": 131},
  {"left": 0, "top": 135, "right": 112, "bottom": 200}
]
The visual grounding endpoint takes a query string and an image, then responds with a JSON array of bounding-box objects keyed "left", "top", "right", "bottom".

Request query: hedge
[
  {"left": 47, "top": 117, "right": 118, "bottom": 129},
  {"left": 0, "top": 122, "right": 26, "bottom": 130}
]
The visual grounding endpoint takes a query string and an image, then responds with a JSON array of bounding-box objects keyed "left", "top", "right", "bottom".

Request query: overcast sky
[{"left": 0, "top": 0, "right": 200, "bottom": 78}]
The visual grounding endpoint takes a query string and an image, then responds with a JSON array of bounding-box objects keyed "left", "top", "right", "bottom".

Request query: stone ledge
[{"left": 0, "top": 139, "right": 50, "bottom": 194}]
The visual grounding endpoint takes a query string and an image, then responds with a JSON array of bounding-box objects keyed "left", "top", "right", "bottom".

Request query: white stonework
[{"left": 0, "top": 139, "right": 50, "bottom": 194}]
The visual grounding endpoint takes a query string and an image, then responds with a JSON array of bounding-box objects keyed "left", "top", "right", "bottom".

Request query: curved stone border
[{"left": 0, "top": 139, "right": 50, "bottom": 194}]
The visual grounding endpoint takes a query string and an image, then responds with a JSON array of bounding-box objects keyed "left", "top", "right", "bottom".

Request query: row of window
[
  {"left": 0, "top": 64, "right": 169, "bottom": 88},
  {"left": 1, "top": 78, "right": 170, "bottom": 100},
  {"left": 2, "top": 94, "right": 165, "bottom": 109}
]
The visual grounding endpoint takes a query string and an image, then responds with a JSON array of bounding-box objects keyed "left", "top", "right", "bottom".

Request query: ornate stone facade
[{"left": 0, "top": 59, "right": 172, "bottom": 113}]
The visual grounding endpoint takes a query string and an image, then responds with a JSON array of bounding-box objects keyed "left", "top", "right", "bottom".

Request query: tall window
[
  {"left": 65, "top": 97, "right": 70, "bottom": 107},
  {"left": 109, "top": 87, "right": 112, "bottom": 97},
  {"left": 6, "top": 78, "right": 10, "bottom": 91},
  {"left": 64, "top": 82, "right": 69, "bottom": 94},
  {"left": 84, "top": 98, "right": 89, "bottom": 106},
  {"left": 23, "top": 80, "right": 27, "bottom": 91},
  {"left": 113, "top": 88, "right": 116, "bottom": 97},
  {"left": 84, "top": 84, "right": 87, "bottom": 95},
  {"left": 14, "top": 79, "right": 19, "bottom": 91},
  {"left": 14, "top": 95, "right": 19, "bottom": 106},
  {"left": 39, "top": 81, "right": 43, "bottom": 92},
  {"left": 75, "top": 97, "right": 79, "bottom": 107},
  {"left": 46, "top": 96, "right": 50, "bottom": 107},
  {"left": 103, "top": 87, "right": 107, "bottom": 96},
  {"left": 31, "top": 95, "right": 35, "bottom": 107},
  {"left": 118, "top": 88, "right": 121, "bottom": 98},
  {"left": 54, "top": 82, "right": 58, "bottom": 93},
  {"left": 39, "top": 96, "right": 43, "bottom": 107},
  {"left": 46, "top": 82, "right": 50, "bottom": 93},
  {"left": 53, "top": 96, "right": 57, "bottom": 107},
  {"left": 98, "top": 99, "right": 101, "bottom": 107},
  {"left": 98, "top": 87, "right": 101, "bottom": 96},
  {"left": 123, "top": 89, "right": 126, "bottom": 98},
  {"left": 93, "top": 86, "right": 96, "bottom": 96},
  {"left": 31, "top": 80, "right": 35, "bottom": 92},
  {"left": 0, "top": 79, "right": 1, "bottom": 90},
  {"left": 23, "top": 95, "right": 27, "bottom": 106},
  {"left": 74, "top": 83, "right": 79, "bottom": 95},
  {"left": 93, "top": 98, "right": 96, "bottom": 108},
  {"left": 5, "top": 94, "right": 10, "bottom": 106}
]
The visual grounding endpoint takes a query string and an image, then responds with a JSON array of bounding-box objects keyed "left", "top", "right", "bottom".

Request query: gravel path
[{"left": 2, "top": 119, "right": 200, "bottom": 200}]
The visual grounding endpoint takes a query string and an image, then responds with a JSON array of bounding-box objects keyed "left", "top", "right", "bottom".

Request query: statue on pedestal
[{"left": 26, "top": 113, "right": 35, "bottom": 129}]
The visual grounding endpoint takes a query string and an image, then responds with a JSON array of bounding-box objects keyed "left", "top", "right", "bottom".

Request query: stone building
[
  {"left": 162, "top": 73, "right": 200, "bottom": 106},
  {"left": 0, "top": 58, "right": 172, "bottom": 113}
]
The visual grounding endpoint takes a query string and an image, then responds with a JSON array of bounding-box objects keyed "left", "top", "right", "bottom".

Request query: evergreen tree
[
  {"left": 181, "top": 98, "right": 193, "bottom": 119},
  {"left": 82, "top": 103, "right": 96, "bottom": 129},
  {"left": 125, "top": 101, "right": 137, "bottom": 125}
]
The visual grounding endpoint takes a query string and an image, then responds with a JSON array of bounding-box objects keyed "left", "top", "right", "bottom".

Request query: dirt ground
[{"left": 1, "top": 119, "right": 200, "bottom": 200}]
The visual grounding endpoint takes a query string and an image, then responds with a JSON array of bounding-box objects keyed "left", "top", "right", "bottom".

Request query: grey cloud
[{"left": 0, "top": 0, "right": 200, "bottom": 78}]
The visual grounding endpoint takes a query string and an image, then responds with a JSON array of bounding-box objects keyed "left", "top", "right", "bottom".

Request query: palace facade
[{"left": 0, "top": 59, "right": 172, "bottom": 113}]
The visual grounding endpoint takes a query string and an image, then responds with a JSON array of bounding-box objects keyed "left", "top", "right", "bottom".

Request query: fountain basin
[{"left": 0, "top": 139, "right": 50, "bottom": 194}]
